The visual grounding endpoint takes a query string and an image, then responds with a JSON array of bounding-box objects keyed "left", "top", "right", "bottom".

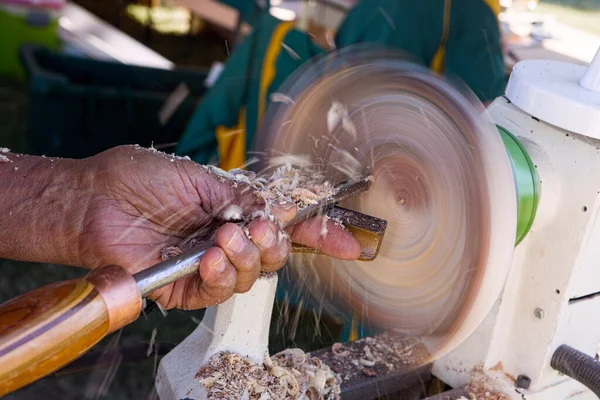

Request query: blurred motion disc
[{"left": 255, "top": 47, "right": 517, "bottom": 362}]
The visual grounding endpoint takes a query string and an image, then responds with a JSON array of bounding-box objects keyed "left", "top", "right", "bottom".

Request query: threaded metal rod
[{"left": 551, "top": 344, "right": 600, "bottom": 397}]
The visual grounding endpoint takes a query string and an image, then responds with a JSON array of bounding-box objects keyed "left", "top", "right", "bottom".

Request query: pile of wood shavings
[
  {"left": 159, "top": 158, "right": 340, "bottom": 260},
  {"left": 203, "top": 157, "right": 337, "bottom": 216},
  {"left": 196, "top": 349, "right": 341, "bottom": 400},
  {"left": 449, "top": 368, "right": 510, "bottom": 400},
  {"left": 455, "top": 383, "right": 509, "bottom": 400},
  {"left": 311, "top": 332, "right": 429, "bottom": 383},
  {"left": 454, "top": 391, "right": 508, "bottom": 400}
]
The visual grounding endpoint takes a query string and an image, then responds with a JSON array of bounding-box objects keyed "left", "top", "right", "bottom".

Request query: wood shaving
[
  {"left": 328, "top": 147, "right": 362, "bottom": 181},
  {"left": 258, "top": 162, "right": 335, "bottom": 212},
  {"left": 281, "top": 43, "right": 300, "bottom": 60},
  {"left": 331, "top": 343, "right": 349, "bottom": 358},
  {"left": 310, "top": 332, "right": 429, "bottom": 383},
  {"left": 0, "top": 154, "right": 10, "bottom": 163},
  {"left": 197, "top": 349, "right": 341, "bottom": 400},
  {"left": 331, "top": 217, "right": 344, "bottom": 228},
  {"left": 0, "top": 147, "right": 9, "bottom": 153},
  {"left": 341, "top": 117, "right": 357, "bottom": 139},
  {"left": 327, "top": 102, "right": 345, "bottom": 134},
  {"left": 278, "top": 230, "right": 289, "bottom": 243},
  {"left": 159, "top": 82, "right": 190, "bottom": 125},
  {"left": 147, "top": 328, "right": 157, "bottom": 357},
  {"left": 363, "top": 346, "right": 375, "bottom": 361},
  {"left": 359, "top": 358, "right": 376, "bottom": 367},
  {"left": 160, "top": 246, "right": 183, "bottom": 260},
  {"left": 326, "top": 101, "right": 356, "bottom": 140},
  {"left": 360, "top": 368, "right": 376, "bottom": 377},
  {"left": 202, "top": 156, "right": 336, "bottom": 215},
  {"left": 270, "top": 93, "right": 295, "bottom": 105},
  {"left": 320, "top": 216, "right": 329, "bottom": 238},
  {"left": 378, "top": 7, "right": 396, "bottom": 30},
  {"left": 155, "top": 301, "right": 168, "bottom": 317},
  {"left": 222, "top": 205, "right": 244, "bottom": 221}
]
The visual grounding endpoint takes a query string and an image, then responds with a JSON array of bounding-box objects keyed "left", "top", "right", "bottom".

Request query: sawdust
[
  {"left": 453, "top": 367, "right": 510, "bottom": 400},
  {"left": 203, "top": 157, "right": 337, "bottom": 214},
  {"left": 453, "top": 386, "right": 508, "bottom": 400},
  {"left": 196, "top": 349, "right": 341, "bottom": 400},
  {"left": 134, "top": 143, "right": 192, "bottom": 162},
  {"left": 259, "top": 271, "right": 277, "bottom": 279},
  {"left": 461, "top": 383, "right": 509, "bottom": 400},
  {"left": 160, "top": 236, "right": 209, "bottom": 260},
  {"left": 160, "top": 246, "right": 183, "bottom": 260},
  {"left": 312, "top": 332, "right": 429, "bottom": 383},
  {"left": 159, "top": 156, "right": 339, "bottom": 258}
]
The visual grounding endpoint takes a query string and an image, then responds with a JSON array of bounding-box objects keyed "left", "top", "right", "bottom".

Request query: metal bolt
[
  {"left": 534, "top": 308, "right": 545, "bottom": 319},
  {"left": 515, "top": 374, "right": 532, "bottom": 389}
]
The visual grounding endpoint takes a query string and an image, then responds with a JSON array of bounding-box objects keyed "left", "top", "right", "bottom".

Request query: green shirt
[
  {"left": 335, "top": 0, "right": 506, "bottom": 103},
  {"left": 176, "top": 12, "right": 323, "bottom": 167},
  {"left": 177, "top": 1, "right": 505, "bottom": 165}
]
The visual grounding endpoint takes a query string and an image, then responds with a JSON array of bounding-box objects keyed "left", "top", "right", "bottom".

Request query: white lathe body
[
  {"left": 154, "top": 46, "right": 600, "bottom": 400},
  {"left": 435, "top": 49, "right": 600, "bottom": 399}
]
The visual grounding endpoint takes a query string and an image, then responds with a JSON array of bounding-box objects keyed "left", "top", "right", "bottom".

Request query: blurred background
[{"left": 0, "top": 0, "right": 598, "bottom": 398}]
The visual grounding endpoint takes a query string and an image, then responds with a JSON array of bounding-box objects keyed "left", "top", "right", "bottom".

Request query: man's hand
[{"left": 0, "top": 146, "right": 361, "bottom": 310}]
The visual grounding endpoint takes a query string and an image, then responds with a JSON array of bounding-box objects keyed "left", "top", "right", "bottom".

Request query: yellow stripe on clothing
[
  {"left": 215, "top": 108, "right": 247, "bottom": 171},
  {"left": 258, "top": 21, "right": 295, "bottom": 128},
  {"left": 484, "top": 0, "right": 501, "bottom": 18},
  {"left": 216, "top": 21, "right": 294, "bottom": 171},
  {"left": 430, "top": 0, "right": 452, "bottom": 73}
]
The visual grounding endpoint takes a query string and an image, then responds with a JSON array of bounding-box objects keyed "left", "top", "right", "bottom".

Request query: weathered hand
[{"left": 77, "top": 146, "right": 361, "bottom": 310}]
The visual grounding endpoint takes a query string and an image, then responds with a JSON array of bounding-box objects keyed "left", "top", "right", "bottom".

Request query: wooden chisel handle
[{"left": 0, "top": 265, "right": 142, "bottom": 397}]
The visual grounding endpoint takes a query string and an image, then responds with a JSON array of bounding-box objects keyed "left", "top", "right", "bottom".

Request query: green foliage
[
  {"left": 537, "top": 2, "right": 600, "bottom": 35},
  {"left": 540, "top": 0, "right": 600, "bottom": 11}
]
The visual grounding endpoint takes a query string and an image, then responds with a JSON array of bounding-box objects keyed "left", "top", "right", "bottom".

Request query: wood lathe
[
  {"left": 4, "top": 41, "right": 600, "bottom": 400},
  {"left": 158, "top": 45, "right": 600, "bottom": 399},
  {"left": 260, "top": 45, "right": 600, "bottom": 399}
]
